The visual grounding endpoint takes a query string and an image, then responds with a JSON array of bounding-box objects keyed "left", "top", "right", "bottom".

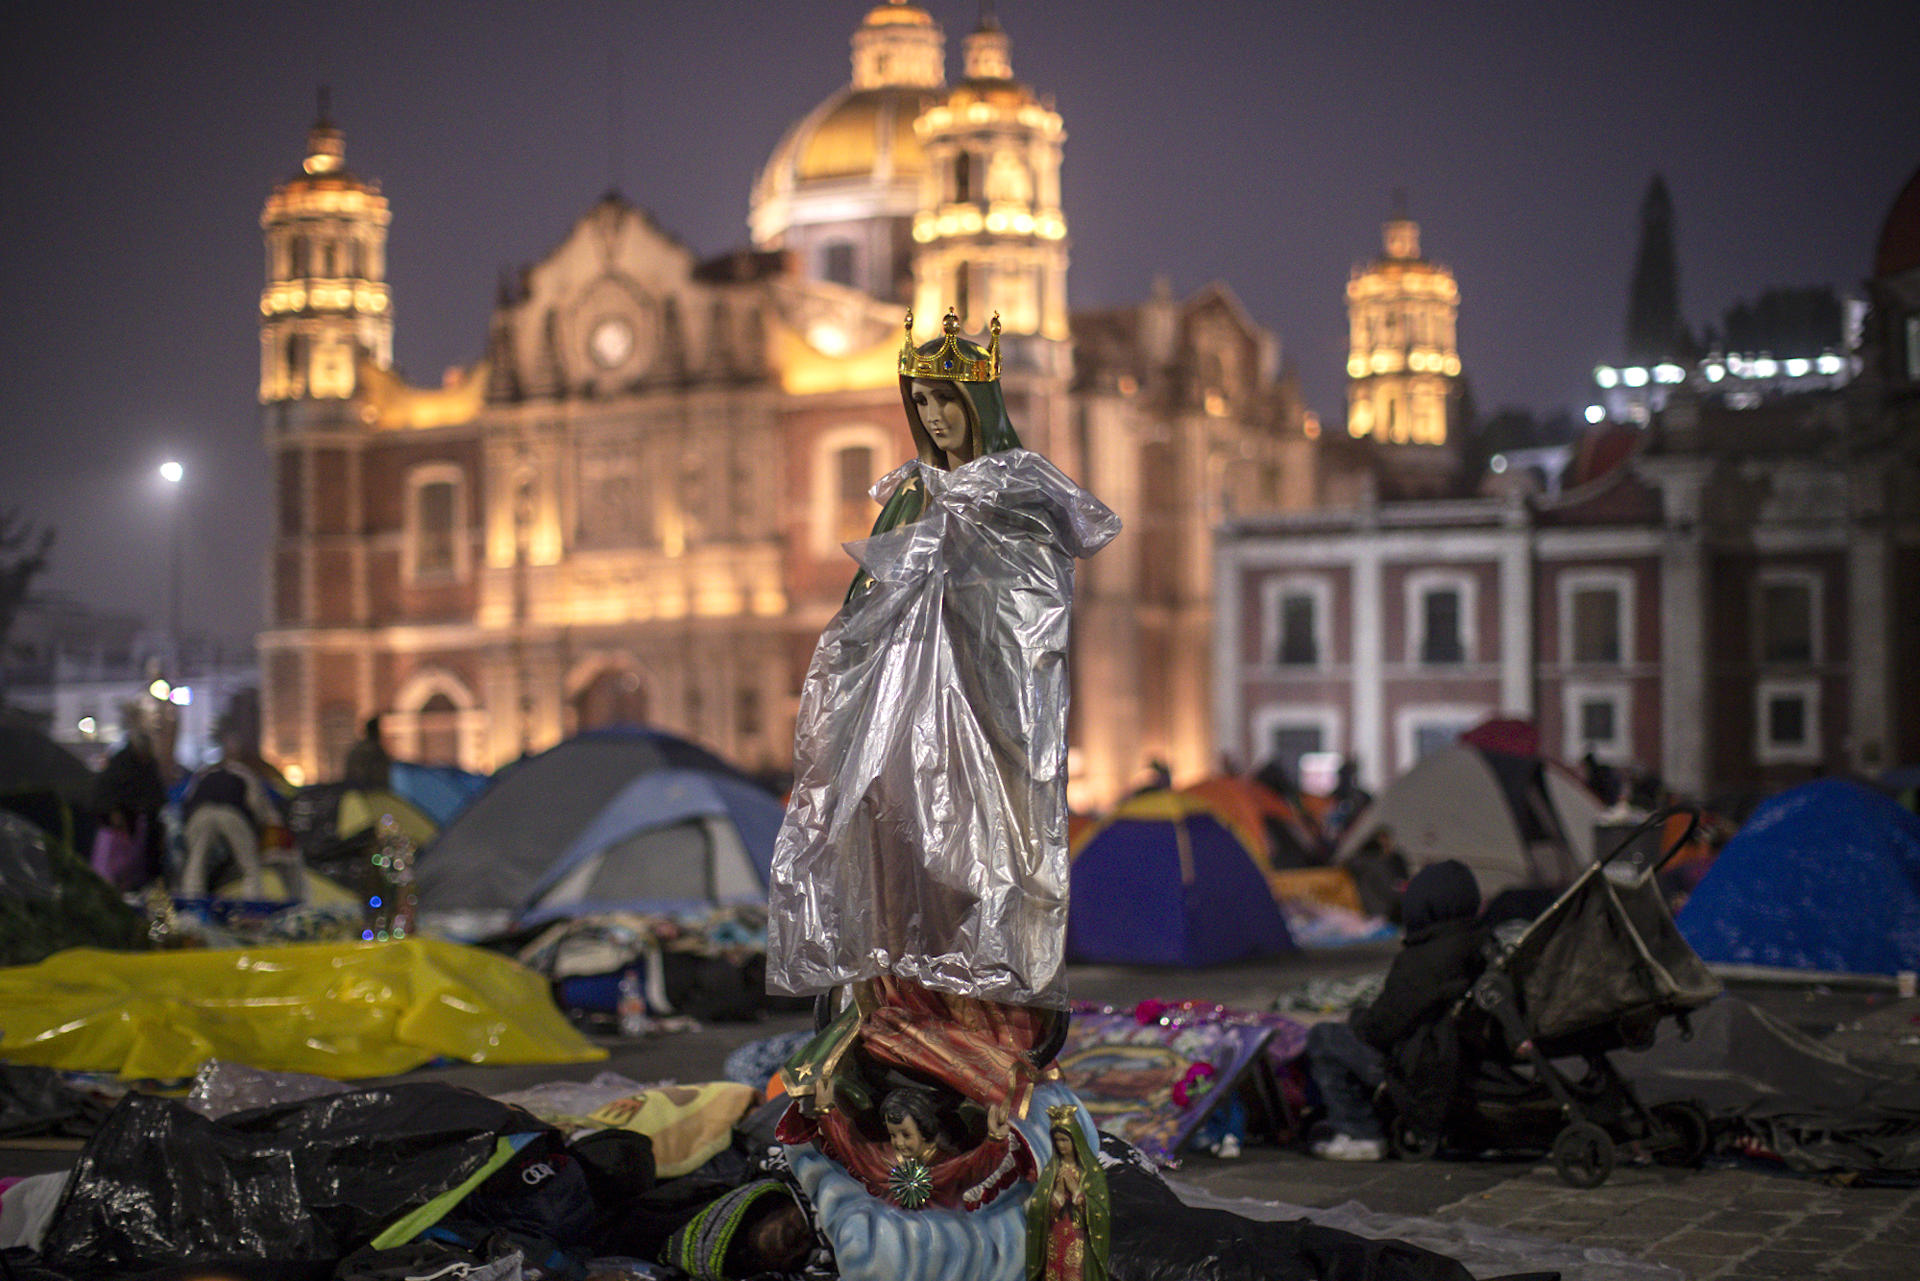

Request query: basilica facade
[{"left": 256, "top": 1, "right": 1313, "bottom": 807}]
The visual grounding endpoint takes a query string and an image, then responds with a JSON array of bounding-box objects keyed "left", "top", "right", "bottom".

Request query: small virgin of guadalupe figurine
[{"left": 1026, "top": 1105, "right": 1110, "bottom": 1281}]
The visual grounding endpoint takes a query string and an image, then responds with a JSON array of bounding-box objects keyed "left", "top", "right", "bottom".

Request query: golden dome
[{"left": 795, "top": 88, "right": 938, "bottom": 182}]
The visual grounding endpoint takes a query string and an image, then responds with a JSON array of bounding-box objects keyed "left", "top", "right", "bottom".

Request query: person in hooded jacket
[{"left": 1305, "top": 859, "right": 1486, "bottom": 1160}]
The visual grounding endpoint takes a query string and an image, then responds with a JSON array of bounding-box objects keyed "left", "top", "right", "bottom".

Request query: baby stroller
[{"left": 1384, "top": 807, "right": 1722, "bottom": 1187}]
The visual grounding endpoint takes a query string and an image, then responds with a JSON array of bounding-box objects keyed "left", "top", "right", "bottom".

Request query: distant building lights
[
  {"left": 148, "top": 678, "right": 171, "bottom": 700},
  {"left": 1784, "top": 358, "right": 1810, "bottom": 377},
  {"left": 1653, "top": 363, "right": 1685, "bottom": 384},
  {"left": 1622, "top": 367, "right": 1649, "bottom": 388},
  {"left": 1704, "top": 364, "right": 1726, "bottom": 382},
  {"left": 1490, "top": 454, "right": 1509, "bottom": 474},
  {"left": 1585, "top": 405, "right": 1606, "bottom": 424},
  {"left": 1594, "top": 366, "right": 1619, "bottom": 388},
  {"left": 1751, "top": 358, "right": 1779, "bottom": 378},
  {"left": 169, "top": 686, "right": 192, "bottom": 706}
]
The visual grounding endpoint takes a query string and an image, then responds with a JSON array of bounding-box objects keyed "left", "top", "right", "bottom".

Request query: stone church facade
[{"left": 257, "top": 2, "right": 1314, "bottom": 807}]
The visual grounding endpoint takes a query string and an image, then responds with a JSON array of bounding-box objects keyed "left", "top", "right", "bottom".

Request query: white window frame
[
  {"left": 1260, "top": 575, "right": 1331, "bottom": 670},
  {"left": 1406, "top": 569, "right": 1476, "bottom": 665},
  {"left": 1754, "top": 568, "right": 1822, "bottom": 666},
  {"left": 1562, "top": 680, "right": 1630, "bottom": 763},
  {"left": 404, "top": 462, "right": 471, "bottom": 585},
  {"left": 1394, "top": 703, "right": 1490, "bottom": 774},
  {"left": 1248, "top": 703, "right": 1342, "bottom": 777},
  {"left": 1755, "top": 677, "right": 1821, "bottom": 765},
  {"left": 1558, "top": 568, "right": 1634, "bottom": 667},
  {"left": 811, "top": 424, "right": 894, "bottom": 557}
]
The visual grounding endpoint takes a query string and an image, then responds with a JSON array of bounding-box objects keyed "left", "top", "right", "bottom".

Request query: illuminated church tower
[
  {"left": 1345, "top": 205, "right": 1459, "bottom": 445},
  {"left": 911, "top": 9, "right": 1069, "bottom": 380},
  {"left": 258, "top": 93, "right": 393, "bottom": 406}
]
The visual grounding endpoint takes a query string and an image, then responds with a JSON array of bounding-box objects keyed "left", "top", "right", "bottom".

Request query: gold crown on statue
[
  {"left": 898, "top": 308, "right": 1001, "bottom": 381},
  {"left": 1046, "top": 1104, "right": 1078, "bottom": 1127}
]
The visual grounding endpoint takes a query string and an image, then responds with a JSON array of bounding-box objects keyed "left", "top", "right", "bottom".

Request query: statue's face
[
  {"left": 910, "top": 378, "right": 975, "bottom": 464},
  {"left": 886, "top": 1112, "right": 940, "bottom": 1164},
  {"left": 1052, "top": 1128, "right": 1074, "bottom": 1159}
]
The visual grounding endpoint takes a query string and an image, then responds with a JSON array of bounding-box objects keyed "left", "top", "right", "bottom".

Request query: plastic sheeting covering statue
[{"left": 767, "top": 310, "right": 1119, "bottom": 1011}]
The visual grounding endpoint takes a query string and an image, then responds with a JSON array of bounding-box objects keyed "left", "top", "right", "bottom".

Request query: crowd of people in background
[{"left": 84, "top": 697, "right": 356, "bottom": 905}]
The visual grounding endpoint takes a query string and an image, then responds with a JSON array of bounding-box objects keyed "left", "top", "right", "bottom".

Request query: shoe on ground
[{"left": 1310, "top": 1133, "right": 1386, "bottom": 1161}]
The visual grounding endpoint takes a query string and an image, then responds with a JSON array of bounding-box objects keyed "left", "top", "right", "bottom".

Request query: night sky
[{"left": 3, "top": 1, "right": 1916, "bottom": 643}]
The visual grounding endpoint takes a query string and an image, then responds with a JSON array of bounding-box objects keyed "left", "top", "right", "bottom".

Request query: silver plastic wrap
[{"left": 767, "top": 449, "right": 1119, "bottom": 1009}]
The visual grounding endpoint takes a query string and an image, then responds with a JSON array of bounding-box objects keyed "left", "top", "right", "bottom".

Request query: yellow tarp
[{"left": 0, "top": 937, "right": 606, "bottom": 1081}]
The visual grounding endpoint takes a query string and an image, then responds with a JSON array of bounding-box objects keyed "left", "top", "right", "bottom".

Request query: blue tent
[
  {"left": 1067, "top": 790, "right": 1294, "bottom": 966},
  {"left": 388, "top": 760, "right": 490, "bottom": 827},
  {"left": 1677, "top": 778, "right": 1920, "bottom": 975}
]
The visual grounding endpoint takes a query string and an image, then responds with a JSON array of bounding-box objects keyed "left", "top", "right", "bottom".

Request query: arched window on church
[
  {"left": 415, "top": 482, "right": 456, "bottom": 576},
  {"left": 953, "top": 152, "right": 973, "bottom": 203},
  {"left": 289, "top": 235, "right": 308, "bottom": 278},
  {"left": 417, "top": 692, "right": 461, "bottom": 765},
  {"left": 836, "top": 445, "right": 875, "bottom": 544},
  {"left": 572, "top": 667, "right": 648, "bottom": 733},
  {"left": 405, "top": 463, "right": 468, "bottom": 583}
]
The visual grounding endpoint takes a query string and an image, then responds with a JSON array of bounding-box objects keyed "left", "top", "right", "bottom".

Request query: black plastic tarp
[
  {"left": 1623, "top": 994, "right": 1920, "bottom": 1176},
  {"left": 37, "top": 1082, "right": 551, "bottom": 1277}
]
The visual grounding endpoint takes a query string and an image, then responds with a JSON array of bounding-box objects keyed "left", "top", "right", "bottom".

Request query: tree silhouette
[{"left": 0, "top": 509, "right": 56, "bottom": 675}]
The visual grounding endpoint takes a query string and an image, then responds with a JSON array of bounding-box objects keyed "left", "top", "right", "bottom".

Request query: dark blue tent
[
  {"left": 1677, "top": 778, "right": 1920, "bottom": 975},
  {"left": 1067, "top": 790, "right": 1293, "bottom": 966},
  {"left": 388, "top": 760, "right": 490, "bottom": 827}
]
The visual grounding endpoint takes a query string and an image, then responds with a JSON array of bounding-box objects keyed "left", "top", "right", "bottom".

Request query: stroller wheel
[
  {"left": 1551, "top": 1121, "right": 1615, "bottom": 1188},
  {"left": 1650, "top": 1101, "right": 1712, "bottom": 1167},
  {"left": 1388, "top": 1115, "right": 1440, "bottom": 1162}
]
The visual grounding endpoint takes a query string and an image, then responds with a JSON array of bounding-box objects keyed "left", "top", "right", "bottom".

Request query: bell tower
[
  {"left": 257, "top": 92, "right": 395, "bottom": 784},
  {"left": 1345, "top": 200, "right": 1460, "bottom": 445},
  {"left": 911, "top": 9, "right": 1068, "bottom": 379},
  {"left": 259, "top": 90, "right": 392, "bottom": 407}
]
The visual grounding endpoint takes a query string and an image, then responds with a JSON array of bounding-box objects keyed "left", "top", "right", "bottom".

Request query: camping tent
[
  {"left": 1181, "top": 775, "right": 1327, "bottom": 870},
  {"left": 388, "top": 760, "right": 490, "bottom": 827},
  {"left": 1334, "top": 742, "right": 1603, "bottom": 896},
  {"left": 414, "top": 728, "right": 783, "bottom": 937},
  {"left": 1677, "top": 778, "right": 1920, "bottom": 976},
  {"left": 1067, "top": 790, "right": 1294, "bottom": 966}
]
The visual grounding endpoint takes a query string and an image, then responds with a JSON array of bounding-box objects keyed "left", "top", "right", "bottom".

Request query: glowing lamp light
[
  {"left": 1621, "top": 367, "right": 1649, "bottom": 388},
  {"left": 1653, "top": 363, "right": 1685, "bottom": 384},
  {"left": 1705, "top": 364, "right": 1726, "bottom": 382},
  {"left": 77, "top": 716, "right": 96, "bottom": 735},
  {"left": 148, "top": 678, "right": 171, "bottom": 700},
  {"left": 284, "top": 764, "right": 307, "bottom": 786},
  {"left": 169, "top": 685, "right": 192, "bottom": 706},
  {"left": 1816, "top": 354, "right": 1844, "bottom": 374},
  {"left": 1784, "top": 358, "right": 1810, "bottom": 377},
  {"left": 159, "top": 460, "right": 184, "bottom": 484},
  {"left": 1585, "top": 405, "right": 1606, "bottom": 424},
  {"left": 1751, "top": 358, "right": 1779, "bottom": 378},
  {"left": 1490, "top": 454, "right": 1508, "bottom": 474}
]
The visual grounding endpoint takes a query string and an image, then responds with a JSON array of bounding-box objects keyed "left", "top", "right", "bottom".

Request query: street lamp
[{"left": 159, "top": 460, "right": 184, "bottom": 667}]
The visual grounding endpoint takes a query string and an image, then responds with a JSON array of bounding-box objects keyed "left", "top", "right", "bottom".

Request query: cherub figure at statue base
[{"left": 781, "top": 1074, "right": 1103, "bottom": 1281}]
